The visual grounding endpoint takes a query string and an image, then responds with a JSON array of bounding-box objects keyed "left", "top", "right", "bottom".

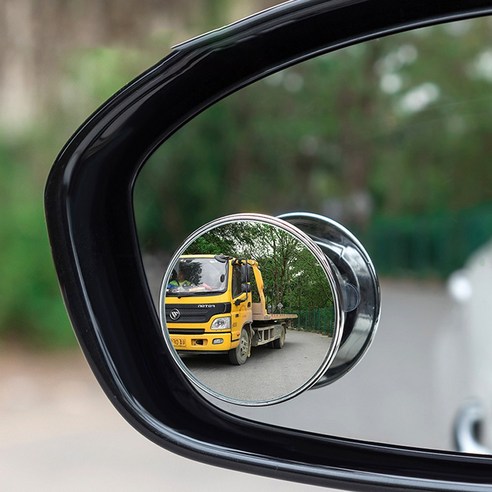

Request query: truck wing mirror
[
  {"left": 240, "top": 264, "right": 249, "bottom": 284},
  {"left": 45, "top": 0, "right": 492, "bottom": 490}
]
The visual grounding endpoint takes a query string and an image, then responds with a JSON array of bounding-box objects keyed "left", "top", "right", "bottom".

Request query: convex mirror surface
[{"left": 159, "top": 214, "right": 344, "bottom": 405}]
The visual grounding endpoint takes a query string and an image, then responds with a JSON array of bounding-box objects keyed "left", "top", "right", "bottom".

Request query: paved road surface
[
  {"left": 182, "top": 330, "right": 332, "bottom": 402},
  {"left": 0, "top": 279, "right": 478, "bottom": 491},
  {"left": 225, "top": 279, "right": 468, "bottom": 450}
]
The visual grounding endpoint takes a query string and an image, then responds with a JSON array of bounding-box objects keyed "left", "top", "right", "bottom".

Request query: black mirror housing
[{"left": 45, "top": 0, "right": 492, "bottom": 490}]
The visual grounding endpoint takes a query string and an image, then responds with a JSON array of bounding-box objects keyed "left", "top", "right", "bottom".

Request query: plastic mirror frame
[{"left": 45, "top": 1, "right": 492, "bottom": 490}]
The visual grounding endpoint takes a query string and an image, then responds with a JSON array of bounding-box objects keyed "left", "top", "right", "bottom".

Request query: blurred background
[
  {"left": 135, "top": 7, "right": 492, "bottom": 454},
  {"left": 2, "top": 0, "right": 492, "bottom": 490}
]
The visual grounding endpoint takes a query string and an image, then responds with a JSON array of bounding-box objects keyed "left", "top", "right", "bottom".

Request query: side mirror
[
  {"left": 241, "top": 264, "right": 250, "bottom": 284},
  {"left": 45, "top": 1, "right": 492, "bottom": 490}
]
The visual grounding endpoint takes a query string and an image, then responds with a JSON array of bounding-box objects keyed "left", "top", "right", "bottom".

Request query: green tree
[
  {"left": 181, "top": 221, "right": 333, "bottom": 312},
  {"left": 135, "top": 16, "right": 492, "bottom": 280}
]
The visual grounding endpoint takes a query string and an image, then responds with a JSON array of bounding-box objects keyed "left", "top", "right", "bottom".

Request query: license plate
[{"left": 171, "top": 337, "right": 186, "bottom": 349}]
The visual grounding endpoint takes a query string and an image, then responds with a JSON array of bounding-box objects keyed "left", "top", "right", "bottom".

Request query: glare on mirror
[
  {"left": 136, "top": 16, "right": 492, "bottom": 451},
  {"left": 159, "top": 217, "right": 338, "bottom": 405}
]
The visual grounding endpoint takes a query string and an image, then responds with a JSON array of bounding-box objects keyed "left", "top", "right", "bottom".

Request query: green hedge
[
  {"left": 364, "top": 204, "right": 492, "bottom": 277},
  {"left": 290, "top": 308, "right": 334, "bottom": 336}
]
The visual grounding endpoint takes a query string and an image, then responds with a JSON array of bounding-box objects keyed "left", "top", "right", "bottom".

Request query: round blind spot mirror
[{"left": 159, "top": 213, "right": 344, "bottom": 405}]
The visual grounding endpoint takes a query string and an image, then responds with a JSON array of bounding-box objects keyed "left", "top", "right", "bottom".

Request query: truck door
[{"left": 231, "top": 264, "right": 252, "bottom": 335}]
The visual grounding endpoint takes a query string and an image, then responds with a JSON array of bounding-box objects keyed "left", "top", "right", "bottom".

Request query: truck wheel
[
  {"left": 228, "top": 328, "right": 250, "bottom": 365},
  {"left": 271, "top": 325, "right": 286, "bottom": 349}
]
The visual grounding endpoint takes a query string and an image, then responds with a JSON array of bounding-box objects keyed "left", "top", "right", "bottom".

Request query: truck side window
[
  {"left": 232, "top": 265, "right": 243, "bottom": 298},
  {"left": 249, "top": 272, "right": 260, "bottom": 303}
]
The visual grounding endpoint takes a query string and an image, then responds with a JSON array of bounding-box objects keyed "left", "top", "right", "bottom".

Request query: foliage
[
  {"left": 0, "top": 41, "right": 159, "bottom": 346},
  {"left": 292, "top": 308, "right": 334, "bottom": 336},
  {"left": 184, "top": 222, "right": 333, "bottom": 312},
  {"left": 363, "top": 204, "right": 492, "bottom": 277},
  {"left": 4, "top": 12, "right": 492, "bottom": 347},
  {"left": 0, "top": 134, "right": 75, "bottom": 346},
  {"left": 135, "top": 17, "right": 492, "bottom": 277},
  {"left": 0, "top": 0, "right": 277, "bottom": 347}
]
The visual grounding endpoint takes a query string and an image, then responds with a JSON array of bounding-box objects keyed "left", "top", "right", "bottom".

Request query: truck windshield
[{"left": 166, "top": 258, "right": 228, "bottom": 296}]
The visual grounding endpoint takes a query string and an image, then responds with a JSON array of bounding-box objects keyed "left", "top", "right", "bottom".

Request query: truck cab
[{"left": 164, "top": 255, "right": 254, "bottom": 364}]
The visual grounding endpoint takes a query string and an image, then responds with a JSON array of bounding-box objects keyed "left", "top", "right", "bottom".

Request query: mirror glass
[
  {"left": 135, "top": 16, "right": 492, "bottom": 451},
  {"left": 159, "top": 215, "right": 340, "bottom": 405}
]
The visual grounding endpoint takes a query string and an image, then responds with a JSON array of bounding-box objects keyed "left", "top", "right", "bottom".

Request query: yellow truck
[{"left": 164, "top": 254, "right": 297, "bottom": 365}]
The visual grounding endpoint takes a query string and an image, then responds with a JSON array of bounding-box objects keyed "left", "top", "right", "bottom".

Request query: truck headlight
[{"left": 211, "top": 316, "right": 231, "bottom": 330}]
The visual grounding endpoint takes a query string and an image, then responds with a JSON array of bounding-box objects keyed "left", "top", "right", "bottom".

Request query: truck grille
[
  {"left": 164, "top": 303, "right": 231, "bottom": 323},
  {"left": 168, "top": 329, "right": 205, "bottom": 335}
]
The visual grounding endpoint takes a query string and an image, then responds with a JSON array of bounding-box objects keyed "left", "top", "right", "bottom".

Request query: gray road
[
  {"left": 181, "top": 330, "right": 332, "bottom": 402},
  {"left": 0, "top": 279, "right": 478, "bottom": 490},
  {"left": 223, "top": 279, "right": 468, "bottom": 450}
]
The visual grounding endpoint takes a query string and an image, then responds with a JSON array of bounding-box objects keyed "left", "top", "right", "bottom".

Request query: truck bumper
[{"left": 169, "top": 332, "right": 235, "bottom": 352}]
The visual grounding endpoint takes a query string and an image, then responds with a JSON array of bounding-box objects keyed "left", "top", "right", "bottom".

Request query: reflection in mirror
[
  {"left": 158, "top": 214, "right": 342, "bottom": 405},
  {"left": 136, "top": 16, "right": 492, "bottom": 450}
]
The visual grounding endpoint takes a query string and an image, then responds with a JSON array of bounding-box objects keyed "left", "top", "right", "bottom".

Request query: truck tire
[
  {"left": 271, "top": 324, "right": 286, "bottom": 349},
  {"left": 228, "top": 328, "right": 250, "bottom": 365}
]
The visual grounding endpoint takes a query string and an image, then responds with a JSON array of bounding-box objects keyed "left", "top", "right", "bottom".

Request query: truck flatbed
[{"left": 251, "top": 302, "right": 297, "bottom": 322}]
